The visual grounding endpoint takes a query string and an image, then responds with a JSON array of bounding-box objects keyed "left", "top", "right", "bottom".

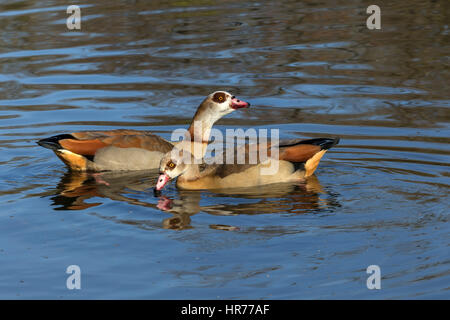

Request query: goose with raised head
[{"left": 37, "top": 91, "right": 250, "bottom": 171}]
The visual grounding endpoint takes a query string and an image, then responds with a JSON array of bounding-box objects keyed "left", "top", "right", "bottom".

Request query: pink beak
[
  {"left": 156, "top": 173, "right": 170, "bottom": 191},
  {"left": 231, "top": 97, "right": 250, "bottom": 109}
]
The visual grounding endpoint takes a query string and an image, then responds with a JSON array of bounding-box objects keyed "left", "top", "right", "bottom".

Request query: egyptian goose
[
  {"left": 155, "top": 137, "right": 339, "bottom": 191},
  {"left": 37, "top": 91, "right": 250, "bottom": 171}
]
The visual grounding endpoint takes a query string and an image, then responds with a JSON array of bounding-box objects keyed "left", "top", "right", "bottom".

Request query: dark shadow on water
[
  {"left": 51, "top": 170, "right": 159, "bottom": 210},
  {"left": 49, "top": 170, "right": 341, "bottom": 230}
]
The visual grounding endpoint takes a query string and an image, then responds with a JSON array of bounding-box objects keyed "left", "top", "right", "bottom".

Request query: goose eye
[
  {"left": 213, "top": 92, "right": 226, "bottom": 103},
  {"left": 167, "top": 161, "right": 176, "bottom": 169}
]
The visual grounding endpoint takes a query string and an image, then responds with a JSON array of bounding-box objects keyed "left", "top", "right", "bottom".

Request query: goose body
[{"left": 37, "top": 91, "right": 249, "bottom": 171}]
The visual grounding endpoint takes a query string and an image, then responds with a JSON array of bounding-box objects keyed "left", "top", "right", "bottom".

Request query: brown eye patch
[
  {"left": 166, "top": 161, "right": 176, "bottom": 170},
  {"left": 212, "top": 92, "right": 226, "bottom": 103}
]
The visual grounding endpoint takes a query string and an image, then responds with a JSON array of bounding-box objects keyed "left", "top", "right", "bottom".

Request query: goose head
[
  {"left": 155, "top": 148, "right": 193, "bottom": 191},
  {"left": 190, "top": 91, "right": 250, "bottom": 126},
  {"left": 186, "top": 91, "right": 250, "bottom": 143},
  {"left": 205, "top": 90, "right": 249, "bottom": 113}
]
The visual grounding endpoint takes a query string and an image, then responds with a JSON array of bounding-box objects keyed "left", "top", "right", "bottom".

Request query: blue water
[{"left": 0, "top": 0, "right": 448, "bottom": 299}]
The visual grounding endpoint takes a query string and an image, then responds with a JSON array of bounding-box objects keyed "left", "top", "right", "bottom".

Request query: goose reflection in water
[{"left": 49, "top": 170, "right": 340, "bottom": 230}]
